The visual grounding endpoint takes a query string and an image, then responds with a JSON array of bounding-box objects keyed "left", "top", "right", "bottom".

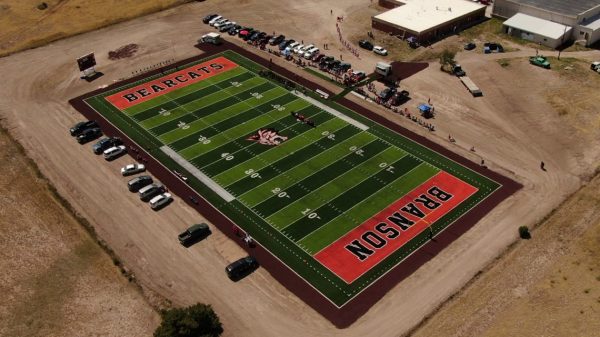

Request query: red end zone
[
  {"left": 314, "top": 171, "right": 478, "bottom": 284},
  {"left": 105, "top": 56, "right": 238, "bottom": 110}
]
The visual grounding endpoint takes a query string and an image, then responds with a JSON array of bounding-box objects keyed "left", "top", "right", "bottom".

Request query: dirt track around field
[{"left": 0, "top": 1, "right": 599, "bottom": 336}]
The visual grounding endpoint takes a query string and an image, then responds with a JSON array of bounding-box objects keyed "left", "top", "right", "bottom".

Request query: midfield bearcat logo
[{"left": 247, "top": 129, "right": 288, "bottom": 146}]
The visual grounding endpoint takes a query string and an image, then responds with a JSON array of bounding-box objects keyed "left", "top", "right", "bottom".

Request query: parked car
[
  {"left": 92, "top": 137, "right": 122, "bottom": 155},
  {"left": 379, "top": 87, "right": 396, "bottom": 100},
  {"left": 279, "top": 39, "right": 295, "bottom": 50},
  {"left": 452, "top": 64, "right": 466, "bottom": 77},
  {"left": 529, "top": 56, "right": 551, "bottom": 69},
  {"left": 260, "top": 34, "right": 272, "bottom": 44},
  {"left": 313, "top": 54, "right": 326, "bottom": 62},
  {"left": 76, "top": 127, "right": 102, "bottom": 144},
  {"left": 390, "top": 90, "right": 410, "bottom": 106},
  {"left": 464, "top": 42, "right": 476, "bottom": 50},
  {"left": 178, "top": 223, "right": 211, "bottom": 246},
  {"left": 373, "top": 46, "right": 388, "bottom": 56},
  {"left": 211, "top": 18, "right": 227, "bottom": 27},
  {"left": 237, "top": 26, "right": 252, "bottom": 37},
  {"left": 591, "top": 61, "right": 600, "bottom": 73},
  {"left": 202, "top": 14, "right": 218, "bottom": 24},
  {"left": 286, "top": 41, "right": 300, "bottom": 52},
  {"left": 269, "top": 34, "right": 285, "bottom": 45},
  {"left": 298, "top": 44, "right": 314, "bottom": 55},
  {"left": 219, "top": 22, "right": 235, "bottom": 32},
  {"left": 359, "top": 40, "right": 374, "bottom": 50},
  {"left": 483, "top": 42, "right": 504, "bottom": 53},
  {"left": 226, "top": 256, "right": 258, "bottom": 280},
  {"left": 149, "top": 192, "right": 173, "bottom": 210},
  {"left": 70, "top": 120, "right": 98, "bottom": 137},
  {"left": 208, "top": 15, "right": 222, "bottom": 26},
  {"left": 103, "top": 145, "right": 126, "bottom": 161},
  {"left": 304, "top": 47, "right": 319, "bottom": 59},
  {"left": 339, "top": 62, "right": 352, "bottom": 72},
  {"left": 139, "top": 183, "right": 166, "bottom": 202},
  {"left": 127, "top": 175, "right": 153, "bottom": 192},
  {"left": 121, "top": 163, "right": 146, "bottom": 176},
  {"left": 228, "top": 24, "right": 241, "bottom": 35}
]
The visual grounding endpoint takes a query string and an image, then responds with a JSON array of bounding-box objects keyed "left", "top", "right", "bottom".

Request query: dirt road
[{"left": 0, "top": 1, "right": 599, "bottom": 336}]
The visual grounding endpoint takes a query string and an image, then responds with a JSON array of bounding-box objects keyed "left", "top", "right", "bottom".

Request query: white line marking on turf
[
  {"left": 160, "top": 146, "right": 235, "bottom": 202},
  {"left": 291, "top": 90, "right": 369, "bottom": 131}
]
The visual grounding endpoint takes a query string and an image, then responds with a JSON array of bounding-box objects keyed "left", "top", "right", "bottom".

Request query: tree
[
  {"left": 439, "top": 48, "right": 457, "bottom": 73},
  {"left": 154, "top": 303, "right": 223, "bottom": 337},
  {"left": 518, "top": 226, "right": 531, "bottom": 239}
]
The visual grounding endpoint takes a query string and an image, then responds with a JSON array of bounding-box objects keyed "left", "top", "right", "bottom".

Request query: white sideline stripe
[
  {"left": 291, "top": 90, "right": 369, "bottom": 131},
  {"left": 160, "top": 146, "right": 235, "bottom": 202}
]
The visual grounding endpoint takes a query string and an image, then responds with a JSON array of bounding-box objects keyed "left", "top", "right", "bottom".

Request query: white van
[
  {"left": 150, "top": 193, "right": 172, "bottom": 210},
  {"left": 304, "top": 47, "right": 319, "bottom": 59}
]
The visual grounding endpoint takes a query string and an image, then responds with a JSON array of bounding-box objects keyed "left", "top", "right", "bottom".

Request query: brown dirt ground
[
  {"left": 0, "top": 126, "right": 159, "bottom": 337},
  {"left": 1, "top": 1, "right": 600, "bottom": 336},
  {"left": 0, "top": 0, "right": 191, "bottom": 57}
]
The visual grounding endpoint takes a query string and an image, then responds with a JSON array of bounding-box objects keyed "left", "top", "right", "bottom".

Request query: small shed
[{"left": 418, "top": 103, "right": 433, "bottom": 118}]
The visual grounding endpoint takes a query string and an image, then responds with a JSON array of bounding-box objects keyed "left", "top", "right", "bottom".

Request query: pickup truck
[{"left": 178, "top": 223, "right": 210, "bottom": 246}]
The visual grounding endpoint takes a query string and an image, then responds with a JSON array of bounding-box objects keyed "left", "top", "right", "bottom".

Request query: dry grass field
[
  {"left": 0, "top": 127, "right": 159, "bottom": 336},
  {"left": 0, "top": 0, "right": 190, "bottom": 57}
]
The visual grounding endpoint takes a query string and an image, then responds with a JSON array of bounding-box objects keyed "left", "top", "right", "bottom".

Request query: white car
[
  {"left": 208, "top": 15, "right": 222, "bottom": 26},
  {"left": 286, "top": 41, "right": 300, "bottom": 52},
  {"left": 103, "top": 145, "right": 126, "bottom": 161},
  {"left": 150, "top": 192, "right": 173, "bottom": 210},
  {"left": 297, "top": 44, "right": 313, "bottom": 55},
  {"left": 304, "top": 47, "right": 319, "bottom": 59},
  {"left": 292, "top": 44, "right": 304, "bottom": 54},
  {"left": 373, "top": 46, "right": 388, "bottom": 56},
  {"left": 213, "top": 19, "right": 230, "bottom": 29},
  {"left": 121, "top": 163, "right": 146, "bottom": 176}
]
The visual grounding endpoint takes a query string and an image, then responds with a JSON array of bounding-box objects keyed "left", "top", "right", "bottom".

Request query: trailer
[
  {"left": 199, "top": 32, "right": 222, "bottom": 45},
  {"left": 460, "top": 76, "right": 482, "bottom": 97}
]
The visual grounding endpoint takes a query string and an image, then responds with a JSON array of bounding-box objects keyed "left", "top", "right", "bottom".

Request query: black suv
[
  {"left": 76, "top": 127, "right": 102, "bottom": 144},
  {"left": 279, "top": 39, "right": 294, "bottom": 50},
  {"left": 70, "top": 120, "right": 98, "bottom": 137},
  {"left": 379, "top": 87, "right": 396, "bottom": 100},
  {"left": 92, "top": 137, "right": 122, "bottom": 155},
  {"left": 269, "top": 34, "right": 285, "bottom": 46},
  {"left": 226, "top": 256, "right": 258, "bottom": 280},
  {"left": 178, "top": 223, "right": 211, "bottom": 246},
  {"left": 359, "top": 40, "right": 374, "bottom": 50},
  {"left": 127, "top": 175, "right": 153, "bottom": 192}
]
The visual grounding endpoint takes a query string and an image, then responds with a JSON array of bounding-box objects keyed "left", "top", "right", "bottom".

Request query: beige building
[
  {"left": 372, "top": 0, "right": 486, "bottom": 43},
  {"left": 493, "top": 0, "right": 600, "bottom": 47}
]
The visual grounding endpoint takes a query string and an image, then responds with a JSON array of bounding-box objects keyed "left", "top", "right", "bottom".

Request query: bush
[
  {"left": 519, "top": 226, "right": 531, "bottom": 239},
  {"left": 439, "top": 48, "right": 456, "bottom": 73},
  {"left": 154, "top": 303, "right": 223, "bottom": 337}
]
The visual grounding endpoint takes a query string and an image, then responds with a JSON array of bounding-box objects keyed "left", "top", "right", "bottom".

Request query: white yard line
[
  {"left": 291, "top": 89, "right": 369, "bottom": 131},
  {"left": 161, "top": 146, "right": 235, "bottom": 202}
]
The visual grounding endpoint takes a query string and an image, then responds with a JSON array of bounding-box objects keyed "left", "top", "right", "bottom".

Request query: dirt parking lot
[{"left": 1, "top": 0, "right": 600, "bottom": 336}]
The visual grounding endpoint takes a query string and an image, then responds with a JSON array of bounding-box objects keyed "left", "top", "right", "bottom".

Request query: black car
[
  {"left": 255, "top": 32, "right": 266, "bottom": 42},
  {"left": 69, "top": 120, "right": 98, "bottom": 137},
  {"left": 260, "top": 34, "right": 272, "bottom": 44},
  {"left": 359, "top": 39, "right": 374, "bottom": 50},
  {"left": 279, "top": 39, "right": 295, "bottom": 50},
  {"left": 249, "top": 31, "right": 262, "bottom": 41},
  {"left": 390, "top": 90, "right": 410, "bottom": 106},
  {"left": 76, "top": 127, "right": 102, "bottom": 144},
  {"left": 464, "top": 42, "right": 476, "bottom": 50},
  {"left": 228, "top": 24, "right": 241, "bottom": 35},
  {"left": 127, "top": 175, "right": 153, "bottom": 192},
  {"left": 178, "top": 223, "right": 211, "bottom": 246},
  {"left": 269, "top": 34, "right": 285, "bottom": 46},
  {"left": 328, "top": 59, "right": 341, "bottom": 70},
  {"left": 139, "top": 184, "right": 166, "bottom": 202},
  {"left": 379, "top": 87, "right": 396, "bottom": 100},
  {"left": 339, "top": 62, "right": 352, "bottom": 72},
  {"left": 202, "top": 14, "right": 218, "bottom": 24},
  {"left": 92, "top": 137, "right": 122, "bottom": 155},
  {"left": 226, "top": 256, "right": 259, "bottom": 280}
]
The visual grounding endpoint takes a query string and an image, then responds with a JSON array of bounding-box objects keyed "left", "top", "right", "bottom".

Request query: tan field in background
[
  {"left": 0, "top": 1, "right": 599, "bottom": 336},
  {"left": 0, "top": 0, "right": 190, "bottom": 57},
  {"left": 0, "top": 127, "right": 159, "bottom": 337}
]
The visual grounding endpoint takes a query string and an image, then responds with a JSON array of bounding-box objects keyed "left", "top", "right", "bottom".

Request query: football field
[{"left": 79, "top": 50, "right": 502, "bottom": 307}]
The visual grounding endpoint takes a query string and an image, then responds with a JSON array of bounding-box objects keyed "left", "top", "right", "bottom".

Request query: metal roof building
[
  {"left": 372, "top": 0, "right": 486, "bottom": 43},
  {"left": 493, "top": 0, "right": 600, "bottom": 47}
]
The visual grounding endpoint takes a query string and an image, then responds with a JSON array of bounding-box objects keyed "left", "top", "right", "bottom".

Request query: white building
[{"left": 493, "top": 0, "right": 600, "bottom": 47}]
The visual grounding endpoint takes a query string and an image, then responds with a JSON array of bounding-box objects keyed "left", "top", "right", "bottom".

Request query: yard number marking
[
  {"left": 221, "top": 152, "right": 234, "bottom": 161},
  {"left": 230, "top": 81, "right": 242, "bottom": 87},
  {"left": 271, "top": 187, "right": 290, "bottom": 198},
  {"left": 158, "top": 108, "right": 170, "bottom": 116},
  {"left": 198, "top": 135, "right": 211, "bottom": 144},
  {"left": 177, "top": 121, "right": 190, "bottom": 130},
  {"left": 321, "top": 131, "right": 336, "bottom": 140},
  {"left": 245, "top": 169, "right": 262, "bottom": 179},
  {"left": 251, "top": 92, "right": 263, "bottom": 99},
  {"left": 301, "top": 208, "right": 321, "bottom": 220},
  {"left": 349, "top": 145, "right": 364, "bottom": 157}
]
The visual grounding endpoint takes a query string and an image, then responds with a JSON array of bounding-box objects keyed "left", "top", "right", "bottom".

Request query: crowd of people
[{"left": 336, "top": 22, "right": 360, "bottom": 59}]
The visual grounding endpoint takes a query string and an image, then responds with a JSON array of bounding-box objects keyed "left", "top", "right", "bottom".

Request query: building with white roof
[
  {"left": 493, "top": 0, "right": 600, "bottom": 47},
  {"left": 372, "top": 0, "right": 486, "bottom": 43}
]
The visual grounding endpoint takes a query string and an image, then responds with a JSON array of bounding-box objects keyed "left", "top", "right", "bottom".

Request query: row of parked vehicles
[
  {"left": 203, "top": 13, "right": 322, "bottom": 59},
  {"left": 70, "top": 118, "right": 256, "bottom": 279}
]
